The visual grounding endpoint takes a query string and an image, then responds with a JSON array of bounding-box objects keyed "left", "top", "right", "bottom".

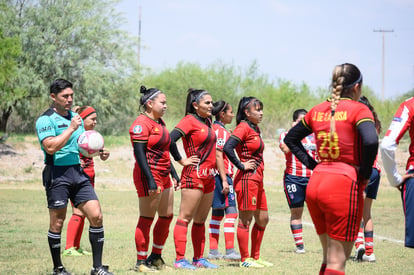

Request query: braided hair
[{"left": 329, "top": 63, "right": 363, "bottom": 134}]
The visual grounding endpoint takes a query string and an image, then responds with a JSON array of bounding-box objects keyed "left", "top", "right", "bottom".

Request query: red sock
[
  {"left": 355, "top": 222, "right": 364, "bottom": 249},
  {"left": 209, "top": 215, "right": 223, "bottom": 250},
  {"left": 237, "top": 222, "right": 250, "bottom": 261},
  {"left": 364, "top": 230, "right": 374, "bottom": 255},
  {"left": 135, "top": 216, "right": 154, "bottom": 260},
  {"left": 66, "top": 214, "right": 84, "bottom": 249},
  {"left": 251, "top": 223, "right": 265, "bottom": 260},
  {"left": 74, "top": 216, "right": 85, "bottom": 249},
  {"left": 319, "top": 263, "right": 327, "bottom": 275},
  {"left": 152, "top": 215, "right": 173, "bottom": 255},
  {"left": 325, "top": 268, "right": 345, "bottom": 275},
  {"left": 290, "top": 223, "right": 303, "bottom": 248},
  {"left": 174, "top": 219, "right": 189, "bottom": 261},
  {"left": 224, "top": 213, "right": 237, "bottom": 250},
  {"left": 191, "top": 222, "right": 206, "bottom": 260}
]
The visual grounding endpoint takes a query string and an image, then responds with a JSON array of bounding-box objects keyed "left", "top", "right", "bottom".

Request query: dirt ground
[
  {"left": 0, "top": 137, "right": 287, "bottom": 187},
  {"left": 0, "top": 136, "right": 409, "bottom": 189}
]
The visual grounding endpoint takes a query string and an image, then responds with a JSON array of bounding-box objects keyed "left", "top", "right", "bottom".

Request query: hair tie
[
  {"left": 219, "top": 102, "right": 228, "bottom": 114},
  {"left": 344, "top": 73, "right": 363, "bottom": 89},
  {"left": 193, "top": 91, "right": 208, "bottom": 103},
  {"left": 244, "top": 99, "right": 256, "bottom": 110},
  {"left": 79, "top": 107, "right": 96, "bottom": 119},
  {"left": 143, "top": 90, "right": 161, "bottom": 106}
]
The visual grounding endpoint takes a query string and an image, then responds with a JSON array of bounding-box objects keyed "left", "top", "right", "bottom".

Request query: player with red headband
[{"left": 63, "top": 106, "right": 110, "bottom": 257}]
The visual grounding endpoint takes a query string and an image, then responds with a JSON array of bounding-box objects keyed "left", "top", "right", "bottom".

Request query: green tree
[
  {"left": 3, "top": 0, "right": 136, "bottom": 133},
  {"left": 0, "top": 15, "right": 25, "bottom": 133}
]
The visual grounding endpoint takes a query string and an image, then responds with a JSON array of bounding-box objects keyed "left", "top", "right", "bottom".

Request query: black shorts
[
  {"left": 43, "top": 164, "right": 98, "bottom": 209},
  {"left": 283, "top": 173, "right": 309, "bottom": 208}
]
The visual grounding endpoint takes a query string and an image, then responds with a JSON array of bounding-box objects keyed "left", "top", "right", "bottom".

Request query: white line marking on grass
[{"left": 270, "top": 216, "right": 404, "bottom": 244}]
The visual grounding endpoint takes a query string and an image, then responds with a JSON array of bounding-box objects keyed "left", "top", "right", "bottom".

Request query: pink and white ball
[{"left": 78, "top": 130, "right": 104, "bottom": 157}]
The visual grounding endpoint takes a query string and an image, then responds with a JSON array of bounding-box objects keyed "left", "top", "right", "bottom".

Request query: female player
[
  {"left": 284, "top": 63, "right": 379, "bottom": 274},
  {"left": 381, "top": 94, "right": 414, "bottom": 249},
  {"left": 129, "top": 86, "right": 180, "bottom": 272},
  {"left": 223, "top": 96, "right": 273, "bottom": 268},
  {"left": 354, "top": 96, "right": 382, "bottom": 262},
  {"left": 63, "top": 106, "right": 110, "bottom": 257},
  {"left": 207, "top": 100, "right": 241, "bottom": 261},
  {"left": 279, "top": 109, "right": 317, "bottom": 254},
  {"left": 170, "top": 88, "right": 218, "bottom": 270}
]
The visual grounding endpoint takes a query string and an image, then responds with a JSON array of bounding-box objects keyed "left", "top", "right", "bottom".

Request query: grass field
[{"left": 1, "top": 136, "right": 414, "bottom": 274}]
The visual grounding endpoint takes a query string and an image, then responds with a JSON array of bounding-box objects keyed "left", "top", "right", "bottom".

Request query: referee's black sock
[
  {"left": 48, "top": 230, "right": 63, "bottom": 269},
  {"left": 89, "top": 226, "right": 104, "bottom": 268}
]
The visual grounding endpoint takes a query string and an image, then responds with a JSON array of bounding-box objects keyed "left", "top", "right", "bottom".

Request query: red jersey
[
  {"left": 231, "top": 121, "right": 264, "bottom": 182},
  {"left": 279, "top": 131, "right": 317, "bottom": 177},
  {"left": 303, "top": 98, "right": 374, "bottom": 178},
  {"left": 129, "top": 114, "right": 171, "bottom": 177},
  {"left": 213, "top": 121, "right": 234, "bottom": 177},
  {"left": 175, "top": 114, "right": 217, "bottom": 179}
]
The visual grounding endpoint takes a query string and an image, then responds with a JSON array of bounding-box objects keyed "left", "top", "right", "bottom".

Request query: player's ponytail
[
  {"left": 329, "top": 63, "right": 363, "bottom": 135},
  {"left": 329, "top": 65, "right": 344, "bottom": 135}
]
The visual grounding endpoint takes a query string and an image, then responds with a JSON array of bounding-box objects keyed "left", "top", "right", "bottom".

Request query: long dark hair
[
  {"left": 185, "top": 88, "right": 209, "bottom": 116},
  {"left": 236, "top": 96, "right": 263, "bottom": 125},
  {"left": 359, "top": 95, "right": 382, "bottom": 134}
]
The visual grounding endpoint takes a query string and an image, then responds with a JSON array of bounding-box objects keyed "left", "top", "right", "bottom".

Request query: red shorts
[
  {"left": 180, "top": 174, "right": 215, "bottom": 194},
  {"left": 234, "top": 173, "right": 268, "bottom": 211},
  {"left": 134, "top": 170, "right": 172, "bottom": 197},
  {"left": 306, "top": 170, "right": 364, "bottom": 242}
]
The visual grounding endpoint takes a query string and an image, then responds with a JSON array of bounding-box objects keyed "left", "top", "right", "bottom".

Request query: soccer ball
[{"left": 77, "top": 130, "right": 104, "bottom": 157}]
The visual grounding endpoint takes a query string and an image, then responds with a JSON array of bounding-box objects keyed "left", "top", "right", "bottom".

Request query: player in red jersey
[
  {"left": 284, "top": 63, "right": 378, "bottom": 275},
  {"left": 279, "top": 109, "right": 317, "bottom": 254},
  {"left": 170, "top": 88, "right": 218, "bottom": 270},
  {"left": 63, "top": 106, "right": 110, "bottom": 257},
  {"left": 129, "top": 86, "right": 180, "bottom": 272},
  {"left": 353, "top": 96, "right": 382, "bottom": 262},
  {"left": 381, "top": 96, "right": 414, "bottom": 249},
  {"left": 207, "top": 100, "right": 241, "bottom": 261},
  {"left": 223, "top": 96, "right": 273, "bottom": 268}
]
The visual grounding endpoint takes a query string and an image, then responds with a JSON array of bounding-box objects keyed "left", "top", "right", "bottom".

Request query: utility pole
[
  {"left": 138, "top": 5, "right": 142, "bottom": 74},
  {"left": 373, "top": 29, "right": 394, "bottom": 101}
]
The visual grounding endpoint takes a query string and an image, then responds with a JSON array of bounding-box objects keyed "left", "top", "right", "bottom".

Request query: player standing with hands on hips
[
  {"left": 35, "top": 79, "right": 113, "bottom": 275},
  {"left": 279, "top": 109, "right": 317, "bottom": 254},
  {"left": 284, "top": 63, "right": 378, "bottom": 275},
  {"left": 64, "top": 105, "right": 110, "bottom": 257},
  {"left": 129, "top": 86, "right": 180, "bottom": 272},
  {"left": 223, "top": 96, "right": 273, "bottom": 268},
  {"left": 170, "top": 88, "right": 218, "bottom": 270}
]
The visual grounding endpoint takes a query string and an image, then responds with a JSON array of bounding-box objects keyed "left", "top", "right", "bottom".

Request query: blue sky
[{"left": 117, "top": 0, "right": 414, "bottom": 99}]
